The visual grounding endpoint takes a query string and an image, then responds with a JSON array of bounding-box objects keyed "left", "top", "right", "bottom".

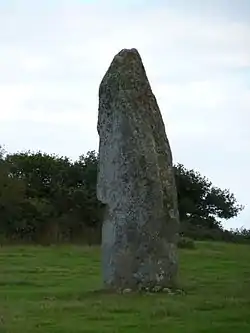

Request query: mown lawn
[{"left": 0, "top": 242, "right": 250, "bottom": 333}]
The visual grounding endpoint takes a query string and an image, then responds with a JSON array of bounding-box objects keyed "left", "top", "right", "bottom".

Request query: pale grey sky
[{"left": 0, "top": 0, "right": 249, "bottom": 229}]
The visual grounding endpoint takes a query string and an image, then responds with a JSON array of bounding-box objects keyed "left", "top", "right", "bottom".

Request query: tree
[
  {"left": 0, "top": 145, "right": 6, "bottom": 159},
  {"left": 73, "top": 151, "right": 104, "bottom": 227},
  {"left": 2, "top": 150, "right": 103, "bottom": 241},
  {"left": 0, "top": 158, "right": 27, "bottom": 239},
  {"left": 174, "top": 164, "right": 244, "bottom": 229},
  {"left": 0, "top": 146, "right": 245, "bottom": 243}
]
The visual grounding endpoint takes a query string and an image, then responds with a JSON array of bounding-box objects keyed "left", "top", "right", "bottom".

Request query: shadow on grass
[{"left": 51, "top": 287, "right": 187, "bottom": 302}]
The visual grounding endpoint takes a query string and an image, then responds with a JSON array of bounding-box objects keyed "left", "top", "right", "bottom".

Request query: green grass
[{"left": 0, "top": 242, "right": 250, "bottom": 333}]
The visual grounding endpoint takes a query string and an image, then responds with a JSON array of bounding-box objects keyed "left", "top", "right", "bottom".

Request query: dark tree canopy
[
  {"left": 0, "top": 147, "right": 246, "bottom": 243},
  {"left": 174, "top": 164, "right": 243, "bottom": 229}
]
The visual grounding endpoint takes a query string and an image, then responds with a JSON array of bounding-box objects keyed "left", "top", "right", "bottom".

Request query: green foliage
[
  {"left": 230, "top": 227, "right": 250, "bottom": 241},
  {"left": 0, "top": 159, "right": 27, "bottom": 238},
  {"left": 1, "top": 150, "right": 103, "bottom": 242},
  {"left": 0, "top": 146, "right": 247, "bottom": 244},
  {"left": 174, "top": 164, "right": 244, "bottom": 229},
  {"left": 0, "top": 145, "right": 6, "bottom": 159}
]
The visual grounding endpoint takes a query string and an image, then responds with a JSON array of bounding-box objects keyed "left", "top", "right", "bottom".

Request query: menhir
[{"left": 97, "top": 48, "right": 179, "bottom": 291}]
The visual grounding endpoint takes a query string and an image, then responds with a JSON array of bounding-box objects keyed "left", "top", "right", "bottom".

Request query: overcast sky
[{"left": 0, "top": 0, "right": 249, "bottom": 229}]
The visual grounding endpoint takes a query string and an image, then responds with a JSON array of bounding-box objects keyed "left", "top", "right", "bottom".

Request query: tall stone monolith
[{"left": 97, "top": 48, "right": 179, "bottom": 291}]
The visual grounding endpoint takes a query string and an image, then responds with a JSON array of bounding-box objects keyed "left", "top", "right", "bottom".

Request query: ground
[{"left": 0, "top": 242, "right": 250, "bottom": 333}]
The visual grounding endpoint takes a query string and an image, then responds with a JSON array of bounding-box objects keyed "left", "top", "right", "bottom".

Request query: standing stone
[{"left": 97, "top": 48, "right": 179, "bottom": 291}]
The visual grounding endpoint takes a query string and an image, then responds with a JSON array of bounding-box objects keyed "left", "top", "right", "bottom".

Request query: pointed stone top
[
  {"left": 118, "top": 48, "right": 139, "bottom": 54},
  {"left": 99, "top": 48, "right": 150, "bottom": 98},
  {"left": 114, "top": 48, "right": 140, "bottom": 60},
  {"left": 109, "top": 48, "right": 142, "bottom": 68}
]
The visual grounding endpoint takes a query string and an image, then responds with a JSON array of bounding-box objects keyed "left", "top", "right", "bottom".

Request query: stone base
[{"left": 111, "top": 287, "right": 185, "bottom": 295}]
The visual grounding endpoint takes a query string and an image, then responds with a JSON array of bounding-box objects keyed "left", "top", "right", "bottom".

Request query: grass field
[{"left": 0, "top": 242, "right": 250, "bottom": 333}]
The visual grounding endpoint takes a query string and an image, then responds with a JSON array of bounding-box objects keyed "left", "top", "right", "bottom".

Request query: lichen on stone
[{"left": 97, "top": 48, "right": 180, "bottom": 291}]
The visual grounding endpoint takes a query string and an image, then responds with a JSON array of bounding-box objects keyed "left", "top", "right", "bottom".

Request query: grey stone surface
[{"left": 97, "top": 48, "right": 179, "bottom": 291}]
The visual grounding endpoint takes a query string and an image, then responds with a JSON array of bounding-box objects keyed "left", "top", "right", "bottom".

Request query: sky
[{"left": 0, "top": 0, "right": 249, "bottom": 229}]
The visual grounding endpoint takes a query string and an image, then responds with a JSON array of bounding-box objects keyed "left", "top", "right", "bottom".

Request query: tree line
[{"left": 0, "top": 145, "right": 249, "bottom": 245}]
